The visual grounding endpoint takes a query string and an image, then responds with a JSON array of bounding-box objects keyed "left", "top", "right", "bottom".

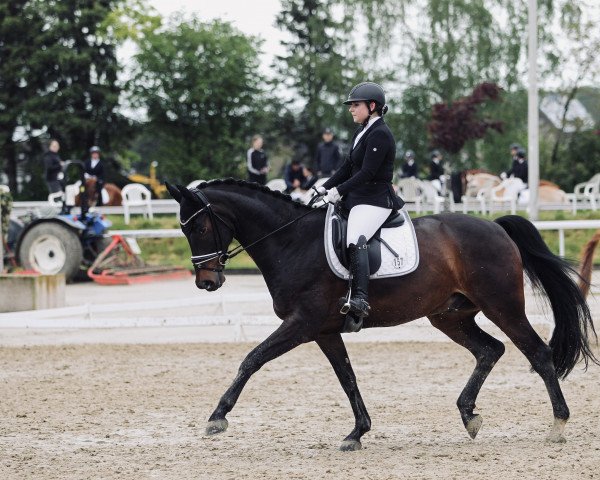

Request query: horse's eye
[{"left": 198, "top": 226, "right": 208, "bottom": 236}]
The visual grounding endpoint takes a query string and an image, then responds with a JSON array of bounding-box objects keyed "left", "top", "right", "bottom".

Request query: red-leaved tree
[{"left": 428, "top": 82, "right": 504, "bottom": 154}]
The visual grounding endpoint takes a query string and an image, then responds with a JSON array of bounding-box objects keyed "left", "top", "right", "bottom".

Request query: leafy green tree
[
  {"left": 0, "top": 1, "right": 45, "bottom": 193},
  {"left": 1, "top": 0, "right": 137, "bottom": 196},
  {"left": 274, "top": 0, "right": 367, "bottom": 157},
  {"left": 129, "top": 17, "right": 266, "bottom": 184}
]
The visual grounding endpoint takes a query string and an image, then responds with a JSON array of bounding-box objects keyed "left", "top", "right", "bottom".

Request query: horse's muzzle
[{"left": 195, "top": 271, "right": 225, "bottom": 291}]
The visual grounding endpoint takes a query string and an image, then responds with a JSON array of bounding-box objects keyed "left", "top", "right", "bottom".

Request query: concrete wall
[{"left": 0, "top": 275, "right": 65, "bottom": 313}]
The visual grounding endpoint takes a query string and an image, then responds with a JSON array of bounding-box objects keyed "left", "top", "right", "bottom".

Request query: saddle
[
  {"left": 331, "top": 203, "right": 405, "bottom": 272},
  {"left": 325, "top": 204, "right": 419, "bottom": 280}
]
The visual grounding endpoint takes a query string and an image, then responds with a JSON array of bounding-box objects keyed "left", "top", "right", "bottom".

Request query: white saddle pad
[{"left": 324, "top": 204, "right": 420, "bottom": 280}]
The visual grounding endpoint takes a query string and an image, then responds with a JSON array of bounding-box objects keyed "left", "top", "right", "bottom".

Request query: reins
[{"left": 182, "top": 188, "right": 322, "bottom": 271}]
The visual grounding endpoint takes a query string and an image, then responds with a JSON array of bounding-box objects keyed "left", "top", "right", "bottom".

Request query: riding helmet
[
  {"left": 89, "top": 146, "right": 101, "bottom": 153},
  {"left": 344, "top": 82, "right": 386, "bottom": 108},
  {"left": 405, "top": 150, "right": 415, "bottom": 160}
]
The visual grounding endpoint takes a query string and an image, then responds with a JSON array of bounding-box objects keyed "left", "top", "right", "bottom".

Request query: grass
[
  {"left": 105, "top": 214, "right": 257, "bottom": 270},
  {"left": 104, "top": 208, "right": 600, "bottom": 271}
]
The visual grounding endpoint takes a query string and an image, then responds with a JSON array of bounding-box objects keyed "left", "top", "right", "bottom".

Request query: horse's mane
[{"left": 196, "top": 178, "right": 312, "bottom": 210}]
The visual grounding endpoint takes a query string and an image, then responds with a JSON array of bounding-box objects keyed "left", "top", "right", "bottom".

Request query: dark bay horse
[{"left": 166, "top": 179, "right": 598, "bottom": 451}]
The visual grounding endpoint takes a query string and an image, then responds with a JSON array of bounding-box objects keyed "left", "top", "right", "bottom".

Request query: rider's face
[{"left": 348, "top": 101, "right": 373, "bottom": 124}]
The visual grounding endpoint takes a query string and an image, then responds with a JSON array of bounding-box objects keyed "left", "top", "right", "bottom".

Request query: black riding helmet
[{"left": 343, "top": 82, "right": 388, "bottom": 117}]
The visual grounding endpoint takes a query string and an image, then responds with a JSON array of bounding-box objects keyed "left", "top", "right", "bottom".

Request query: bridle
[
  {"left": 180, "top": 189, "right": 233, "bottom": 273},
  {"left": 180, "top": 188, "right": 321, "bottom": 273}
]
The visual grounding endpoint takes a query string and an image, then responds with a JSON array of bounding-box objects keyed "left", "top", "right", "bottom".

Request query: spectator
[
  {"left": 314, "top": 127, "right": 342, "bottom": 176},
  {"left": 428, "top": 149, "right": 445, "bottom": 193},
  {"left": 503, "top": 148, "right": 528, "bottom": 185},
  {"left": 247, "top": 135, "right": 269, "bottom": 185},
  {"left": 302, "top": 165, "right": 318, "bottom": 190},
  {"left": 84, "top": 146, "right": 105, "bottom": 206},
  {"left": 43, "top": 139, "right": 64, "bottom": 194},
  {"left": 399, "top": 150, "right": 418, "bottom": 178},
  {"left": 284, "top": 159, "right": 307, "bottom": 193}
]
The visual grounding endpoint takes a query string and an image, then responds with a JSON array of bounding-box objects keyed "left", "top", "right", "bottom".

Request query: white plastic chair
[
  {"left": 265, "top": 179, "right": 287, "bottom": 192},
  {"left": 187, "top": 179, "right": 205, "bottom": 189},
  {"left": 419, "top": 180, "right": 444, "bottom": 214},
  {"left": 121, "top": 183, "right": 153, "bottom": 225},
  {"left": 48, "top": 191, "right": 65, "bottom": 205},
  {"left": 489, "top": 178, "right": 526, "bottom": 214},
  {"left": 396, "top": 178, "right": 423, "bottom": 214},
  {"left": 566, "top": 174, "right": 600, "bottom": 212}
]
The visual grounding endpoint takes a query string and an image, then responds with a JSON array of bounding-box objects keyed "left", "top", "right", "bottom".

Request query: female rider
[{"left": 314, "top": 82, "right": 404, "bottom": 332}]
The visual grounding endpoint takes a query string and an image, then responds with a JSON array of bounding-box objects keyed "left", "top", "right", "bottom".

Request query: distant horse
[
  {"left": 167, "top": 179, "right": 598, "bottom": 451},
  {"left": 466, "top": 174, "right": 568, "bottom": 205},
  {"left": 76, "top": 178, "right": 122, "bottom": 207}
]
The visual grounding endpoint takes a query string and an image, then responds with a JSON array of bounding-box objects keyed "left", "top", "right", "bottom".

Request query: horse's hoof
[
  {"left": 339, "top": 439, "right": 362, "bottom": 451},
  {"left": 546, "top": 432, "right": 566, "bottom": 443},
  {"left": 546, "top": 418, "right": 567, "bottom": 443},
  {"left": 466, "top": 414, "right": 483, "bottom": 439},
  {"left": 205, "top": 418, "right": 228, "bottom": 436}
]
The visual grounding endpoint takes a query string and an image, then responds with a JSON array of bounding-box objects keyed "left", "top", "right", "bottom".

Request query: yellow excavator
[{"left": 127, "top": 161, "right": 167, "bottom": 198}]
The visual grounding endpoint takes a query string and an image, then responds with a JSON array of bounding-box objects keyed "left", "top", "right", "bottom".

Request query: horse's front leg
[
  {"left": 206, "top": 320, "right": 312, "bottom": 435},
  {"left": 316, "top": 333, "right": 371, "bottom": 451}
]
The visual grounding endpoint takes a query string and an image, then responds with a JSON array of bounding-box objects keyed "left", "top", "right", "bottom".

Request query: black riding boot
[{"left": 340, "top": 235, "right": 370, "bottom": 333}]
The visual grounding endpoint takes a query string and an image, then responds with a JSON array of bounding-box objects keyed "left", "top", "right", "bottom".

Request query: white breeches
[{"left": 346, "top": 204, "right": 393, "bottom": 247}]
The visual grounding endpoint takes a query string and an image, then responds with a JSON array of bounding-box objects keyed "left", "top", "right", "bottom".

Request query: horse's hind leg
[
  {"left": 206, "top": 321, "right": 311, "bottom": 435},
  {"left": 429, "top": 312, "right": 505, "bottom": 439},
  {"left": 484, "top": 308, "right": 570, "bottom": 443},
  {"left": 316, "top": 333, "right": 371, "bottom": 451}
]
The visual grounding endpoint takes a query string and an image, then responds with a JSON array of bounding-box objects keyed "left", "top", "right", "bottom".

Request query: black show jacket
[{"left": 323, "top": 118, "right": 404, "bottom": 210}]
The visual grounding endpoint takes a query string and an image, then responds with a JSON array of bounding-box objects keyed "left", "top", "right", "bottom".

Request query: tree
[
  {"left": 428, "top": 82, "right": 504, "bottom": 155},
  {"left": 0, "top": 1, "right": 45, "bottom": 193},
  {"left": 130, "top": 17, "right": 265, "bottom": 183},
  {"left": 1, "top": 0, "right": 135, "bottom": 196},
  {"left": 274, "top": 0, "right": 366, "bottom": 157}
]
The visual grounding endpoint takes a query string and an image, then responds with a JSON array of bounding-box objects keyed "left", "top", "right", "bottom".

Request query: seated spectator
[
  {"left": 301, "top": 166, "right": 318, "bottom": 190},
  {"left": 284, "top": 159, "right": 307, "bottom": 193}
]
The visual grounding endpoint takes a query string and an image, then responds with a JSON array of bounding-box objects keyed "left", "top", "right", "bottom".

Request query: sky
[{"left": 147, "top": 0, "right": 285, "bottom": 73}]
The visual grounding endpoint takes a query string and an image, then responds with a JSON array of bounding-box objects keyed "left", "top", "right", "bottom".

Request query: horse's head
[{"left": 167, "top": 183, "right": 234, "bottom": 292}]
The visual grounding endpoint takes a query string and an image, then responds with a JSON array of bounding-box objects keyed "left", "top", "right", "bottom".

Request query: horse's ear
[
  {"left": 179, "top": 185, "right": 198, "bottom": 202},
  {"left": 165, "top": 182, "right": 182, "bottom": 203}
]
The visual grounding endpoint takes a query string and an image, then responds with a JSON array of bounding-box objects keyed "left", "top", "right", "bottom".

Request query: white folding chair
[{"left": 121, "top": 183, "right": 153, "bottom": 225}]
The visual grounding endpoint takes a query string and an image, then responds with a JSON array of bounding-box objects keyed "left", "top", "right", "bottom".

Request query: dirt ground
[{"left": 1, "top": 341, "right": 600, "bottom": 480}]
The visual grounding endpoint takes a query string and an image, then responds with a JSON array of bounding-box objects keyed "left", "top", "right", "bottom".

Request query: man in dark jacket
[
  {"left": 43, "top": 139, "right": 64, "bottom": 194},
  {"left": 284, "top": 159, "right": 307, "bottom": 193},
  {"left": 314, "top": 128, "right": 342, "bottom": 177},
  {"left": 84, "top": 146, "right": 105, "bottom": 205}
]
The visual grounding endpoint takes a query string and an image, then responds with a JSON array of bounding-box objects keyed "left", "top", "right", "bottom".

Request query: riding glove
[
  {"left": 313, "top": 187, "right": 340, "bottom": 208},
  {"left": 312, "top": 185, "right": 327, "bottom": 196}
]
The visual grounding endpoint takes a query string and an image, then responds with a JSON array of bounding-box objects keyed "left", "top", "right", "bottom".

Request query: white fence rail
[{"left": 108, "top": 220, "right": 600, "bottom": 258}]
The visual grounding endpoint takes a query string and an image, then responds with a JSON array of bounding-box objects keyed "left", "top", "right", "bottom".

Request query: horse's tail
[
  {"left": 578, "top": 230, "right": 600, "bottom": 298},
  {"left": 494, "top": 215, "right": 599, "bottom": 379}
]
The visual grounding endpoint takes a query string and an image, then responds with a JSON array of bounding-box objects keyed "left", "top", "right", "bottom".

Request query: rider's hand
[
  {"left": 500, "top": 172, "right": 507, "bottom": 180},
  {"left": 323, "top": 187, "right": 340, "bottom": 203},
  {"left": 312, "top": 185, "right": 327, "bottom": 196}
]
